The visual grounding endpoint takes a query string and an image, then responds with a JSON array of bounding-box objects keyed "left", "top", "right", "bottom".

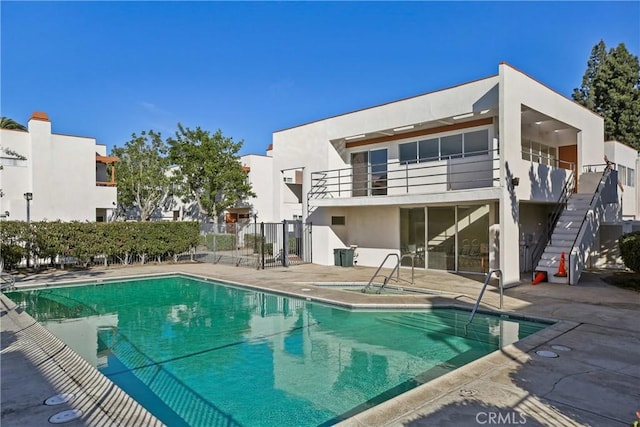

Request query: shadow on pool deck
[{"left": 1, "top": 263, "right": 639, "bottom": 427}]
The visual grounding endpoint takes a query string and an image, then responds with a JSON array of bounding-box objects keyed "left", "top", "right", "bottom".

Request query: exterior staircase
[
  {"left": 533, "top": 165, "right": 617, "bottom": 285},
  {"left": 535, "top": 193, "right": 592, "bottom": 284}
]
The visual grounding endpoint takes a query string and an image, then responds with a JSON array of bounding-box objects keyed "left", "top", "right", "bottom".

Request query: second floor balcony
[{"left": 309, "top": 149, "right": 501, "bottom": 206}]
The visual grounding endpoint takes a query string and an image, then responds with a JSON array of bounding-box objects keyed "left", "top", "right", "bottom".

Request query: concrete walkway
[{"left": 1, "top": 262, "right": 638, "bottom": 426}]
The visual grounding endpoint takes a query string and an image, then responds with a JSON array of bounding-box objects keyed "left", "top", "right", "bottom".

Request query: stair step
[
  {"left": 559, "top": 210, "right": 587, "bottom": 216},
  {"left": 551, "top": 232, "right": 580, "bottom": 240},
  {"left": 542, "top": 246, "right": 573, "bottom": 254},
  {"left": 540, "top": 253, "right": 568, "bottom": 261},
  {"left": 546, "top": 241, "right": 575, "bottom": 248},
  {"left": 540, "top": 253, "right": 571, "bottom": 261},
  {"left": 556, "top": 221, "right": 582, "bottom": 229},
  {"left": 553, "top": 223, "right": 581, "bottom": 232},
  {"left": 570, "top": 194, "right": 593, "bottom": 200}
]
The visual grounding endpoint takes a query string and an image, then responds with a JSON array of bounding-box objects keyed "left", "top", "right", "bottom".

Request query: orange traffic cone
[
  {"left": 532, "top": 271, "right": 547, "bottom": 285},
  {"left": 554, "top": 252, "right": 567, "bottom": 277}
]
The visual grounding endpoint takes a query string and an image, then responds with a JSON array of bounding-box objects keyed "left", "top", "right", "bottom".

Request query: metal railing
[
  {"left": 568, "top": 164, "right": 614, "bottom": 284},
  {"left": 530, "top": 168, "right": 576, "bottom": 269},
  {"left": 361, "top": 253, "right": 414, "bottom": 294},
  {"left": 197, "top": 220, "right": 312, "bottom": 269},
  {"left": 309, "top": 149, "right": 500, "bottom": 200},
  {"left": 466, "top": 269, "right": 502, "bottom": 328},
  {"left": 0, "top": 271, "right": 16, "bottom": 291}
]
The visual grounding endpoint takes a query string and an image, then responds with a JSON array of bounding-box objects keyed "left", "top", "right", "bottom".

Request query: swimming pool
[{"left": 7, "top": 275, "right": 549, "bottom": 426}]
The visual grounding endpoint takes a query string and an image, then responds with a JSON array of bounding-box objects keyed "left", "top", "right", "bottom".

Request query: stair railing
[
  {"left": 530, "top": 168, "right": 575, "bottom": 270},
  {"left": 568, "top": 164, "right": 614, "bottom": 284}
]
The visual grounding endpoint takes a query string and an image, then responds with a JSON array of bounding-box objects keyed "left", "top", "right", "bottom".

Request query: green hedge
[
  {"left": 0, "top": 221, "right": 200, "bottom": 268},
  {"left": 619, "top": 231, "right": 640, "bottom": 272},
  {"left": 0, "top": 221, "right": 29, "bottom": 269}
]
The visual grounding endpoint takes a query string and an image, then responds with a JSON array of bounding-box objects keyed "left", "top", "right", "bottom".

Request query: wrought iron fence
[{"left": 196, "top": 220, "right": 312, "bottom": 269}]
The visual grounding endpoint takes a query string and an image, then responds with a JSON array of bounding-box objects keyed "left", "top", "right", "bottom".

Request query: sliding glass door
[
  {"left": 409, "top": 204, "right": 490, "bottom": 273},
  {"left": 427, "top": 207, "right": 456, "bottom": 270},
  {"left": 456, "top": 205, "right": 490, "bottom": 273},
  {"left": 400, "top": 208, "right": 425, "bottom": 268},
  {"left": 351, "top": 149, "right": 387, "bottom": 196},
  {"left": 351, "top": 152, "right": 368, "bottom": 197}
]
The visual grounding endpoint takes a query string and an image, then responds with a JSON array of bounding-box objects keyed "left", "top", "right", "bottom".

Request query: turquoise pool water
[{"left": 8, "top": 275, "right": 548, "bottom": 426}]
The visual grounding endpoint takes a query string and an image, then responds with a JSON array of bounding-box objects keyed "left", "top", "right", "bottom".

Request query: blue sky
[{"left": 2, "top": 1, "right": 639, "bottom": 156}]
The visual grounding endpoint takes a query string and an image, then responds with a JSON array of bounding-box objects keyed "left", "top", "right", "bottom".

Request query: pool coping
[
  {"left": 0, "top": 292, "right": 164, "bottom": 427},
  {"left": 2, "top": 271, "right": 571, "bottom": 427}
]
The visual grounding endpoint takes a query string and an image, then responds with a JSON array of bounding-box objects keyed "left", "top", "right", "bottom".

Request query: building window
[
  {"left": 398, "top": 128, "right": 489, "bottom": 164},
  {"left": 399, "top": 141, "right": 417, "bottom": 165},
  {"left": 618, "top": 165, "right": 635, "bottom": 187},
  {"left": 331, "top": 216, "right": 346, "bottom": 225},
  {"left": 440, "top": 134, "right": 463, "bottom": 159},
  {"left": 521, "top": 139, "right": 556, "bottom": 166},
  {"left": 464, "top": 130, "right": 490, "bottom": 157},
  {"left": 419, "top": 138, "right": 439, "bottom": 161},
  {"left": 619, "top": 165, "right": 627, "bottom": 187}
]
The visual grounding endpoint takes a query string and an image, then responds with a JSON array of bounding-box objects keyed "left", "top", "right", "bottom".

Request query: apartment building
[
  {"left": 0, "top": 112, "right": 117, "bottom": 222},
  {"left": 267, "top": 63, "right": 638, "bottom": 285}
]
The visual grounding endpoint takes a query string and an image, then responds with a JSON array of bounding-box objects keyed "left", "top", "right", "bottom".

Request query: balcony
[
  {"left": 96, "top": 154, "right": 118, "bottom": 187},
  {"left": 309, "top": 149, "right": 501, "bottom": 206}
]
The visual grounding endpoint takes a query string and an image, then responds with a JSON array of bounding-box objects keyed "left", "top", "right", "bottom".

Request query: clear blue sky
[{"left": 2, "top": 1, "right": 639, "bottom": 156}]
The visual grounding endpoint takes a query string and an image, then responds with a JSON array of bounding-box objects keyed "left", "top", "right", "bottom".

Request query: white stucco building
[
  {"left": 0, "top": 112, "right": 117, "bottom": 222},
  {"left": 156, "top": 151, "right": 280, "bottom": 224},
  {"left": 266, "top": 63, "right": 638, "bottom": 285}
]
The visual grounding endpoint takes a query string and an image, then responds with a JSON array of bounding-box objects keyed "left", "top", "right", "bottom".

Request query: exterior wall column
[{"left": 498, "top": 64, "right": 523, "bottom": 285}]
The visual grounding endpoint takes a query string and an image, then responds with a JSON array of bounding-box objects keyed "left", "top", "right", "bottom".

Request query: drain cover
[
  {"left": 44, "top": 393, "right": 74, "bottom": 406},
  {"left": 459, "top": 388, "right": 478, "bottom": 397},
  {"left": 536, "top": 350, "right": 559, "bottom": 358},
  {"left": 49, "top": 409, "right": 82, "bottom": 424},
  {"left": 551, "top": 344, "right": 572, "bottom": 352}
]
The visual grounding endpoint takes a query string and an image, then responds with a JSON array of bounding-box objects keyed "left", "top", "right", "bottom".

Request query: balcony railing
[{"left": 309, "top": 149, "right": 501, "bottom": 200}]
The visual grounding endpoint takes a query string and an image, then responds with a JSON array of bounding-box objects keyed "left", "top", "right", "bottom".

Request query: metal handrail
[
  {"left": 310, "top": 149, "right": 500, "bottom": 199},
  {"left": 362, "top": 253, "right": 400, "bottom": 293},
  {"left": 568, "top": 166, "right": 613, "bottom": 284},
  {"left": 531, "top": 169, "right": 576, "bottom": 269},
  {"left": 0, "top": 272, "right": 16, "bottom": 291},
  {"left": 362, "top": 253, "right": 414, "bottom": 294},
  {"left": 466, "top": 269, "right": 502, "bottom": 327}
]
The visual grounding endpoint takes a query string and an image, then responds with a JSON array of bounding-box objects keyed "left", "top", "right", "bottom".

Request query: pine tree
[{"left": 573, "top": 41, "right": 640, "bottom": 150}]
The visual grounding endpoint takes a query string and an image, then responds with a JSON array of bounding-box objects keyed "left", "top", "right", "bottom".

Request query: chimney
[{"left": 30, "top": 111, "right": 50, "bottom": 122}]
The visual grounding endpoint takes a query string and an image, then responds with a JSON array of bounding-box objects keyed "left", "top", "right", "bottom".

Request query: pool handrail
[
  {"left": 362, "top": 253, "right": 414, "bottom": 294},
  {"left": 466, "top": 269, "right": 502, "bottom": 327}
]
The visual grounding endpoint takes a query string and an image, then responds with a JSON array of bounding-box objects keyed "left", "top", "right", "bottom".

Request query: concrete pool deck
[{"left": 1, "top": 262, "right": 638, "bottom": 426}]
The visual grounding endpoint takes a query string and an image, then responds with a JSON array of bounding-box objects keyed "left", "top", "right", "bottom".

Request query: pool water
[{"left": 8, "top": 276, "right": 548, "bottom": 426}]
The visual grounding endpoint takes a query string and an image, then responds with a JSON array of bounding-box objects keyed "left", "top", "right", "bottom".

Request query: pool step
[
  {"left": 379, "top": 312, "right": 544, "bottom": 345},
  {"left": 379, "top": 316, "right": 497, "bottom": 345}
]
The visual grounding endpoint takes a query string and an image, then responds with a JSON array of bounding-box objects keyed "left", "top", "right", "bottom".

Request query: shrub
[
  {"left": 0, "top": 220, "right": 200, "bottom": 268},
  {"left": 619, "top": 231, "right": 640, "bottom": 272},
  {"left": 0, "top": 221, "right": 28, "bottom": 269},
  {"left": 244, "top": 233, "right": 263, "bottom": 249}
]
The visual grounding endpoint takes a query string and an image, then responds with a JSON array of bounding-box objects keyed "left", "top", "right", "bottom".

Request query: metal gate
[
  {"left": 197, "top": 220, "right": 312, "bottom": 269},
  {"left": 259, "top": 220, "right": 312, "bottom": 269}
]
